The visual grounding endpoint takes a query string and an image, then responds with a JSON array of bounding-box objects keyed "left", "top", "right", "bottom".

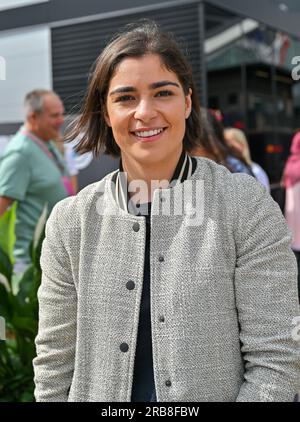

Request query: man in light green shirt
[{"left": 0, "top": 90, "right": 70, "bottom": 271}]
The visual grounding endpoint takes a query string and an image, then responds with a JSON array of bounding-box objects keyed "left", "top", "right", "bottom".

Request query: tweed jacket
[{"left": 33, "top": 157, "right": 300, "bottom": 402}]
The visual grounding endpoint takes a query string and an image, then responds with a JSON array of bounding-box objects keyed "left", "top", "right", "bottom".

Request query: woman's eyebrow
[
  {"left": 109, "top": 86, "right": 136, "bottom": 96},
  {"left": 150, "top": 81, "right": 180, "bottom": 89},
  {"left": 109, "top": 80, "right": 180, "bottom": 96}
]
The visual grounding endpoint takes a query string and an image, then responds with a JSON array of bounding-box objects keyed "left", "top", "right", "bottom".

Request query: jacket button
[
  {"left": 165, "top": 380, "right": 172, "bottom": 387},
  {"left": 158, "top": 255, "right": 164, "bottom": 262},
  {"left": 159, "top": 316, "right": 165, "bottom": 323},
  {"left": 120, "top": 343, "right": 129, "bottom": 353},
  {"left": 126, "top": 280, "right": 135, "bottom": 290},
  {"left": 133, "top": 222, "right": 140, "bottom": 232}
]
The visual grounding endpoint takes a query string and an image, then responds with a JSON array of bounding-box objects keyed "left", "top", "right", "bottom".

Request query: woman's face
[{"left": 105, "top": 54, "right": 192, "bottom": 168}]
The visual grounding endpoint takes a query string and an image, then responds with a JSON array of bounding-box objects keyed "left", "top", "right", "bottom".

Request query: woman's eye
[
  {"left": 156, "top": 90, "right": 173, "bottom": 97},
  {"left": 115, "top": 95, "right": 135, "bottom": 102}
]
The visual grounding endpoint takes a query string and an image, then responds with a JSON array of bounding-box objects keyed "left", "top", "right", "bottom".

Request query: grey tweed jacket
[{"left": 33, "top": 157, "right": 300, "bottom": 402}]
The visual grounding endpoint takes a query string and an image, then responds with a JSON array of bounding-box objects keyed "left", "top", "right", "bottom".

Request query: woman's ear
[{"left": 185, "top": 88, "right": 192, "bottom": 119}]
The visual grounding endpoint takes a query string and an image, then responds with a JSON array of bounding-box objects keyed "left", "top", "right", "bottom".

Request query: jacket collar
[{"left": 116, "top": 150, "right": 194, "bottom": 213}]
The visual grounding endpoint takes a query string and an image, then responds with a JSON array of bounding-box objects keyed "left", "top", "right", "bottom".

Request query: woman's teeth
[{"left": 134, "top": 128, "right": 164, "bottom": 138}]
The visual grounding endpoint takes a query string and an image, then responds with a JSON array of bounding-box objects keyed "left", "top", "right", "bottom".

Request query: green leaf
[
  {"left": 11, "top": 316, "right": 37, "bottom": 336},
  {"left": 16, "top": 265, "right": 35, "bottom": 306},
  {"left": 0, "top": 247, "right": 13, "bottom": 284},
  {"left": 15, "top": 335, "right": 36, "bottom": 365},
  {"left": 0, "top": 340, "right": 15, "bottom": 375},
  {"left": 30, "top": 205, "right": 47, "bottom": 269},
  {"left": 0, "top": 202, "right": 16, "bottom": 263},
  {"left": 0, "top": 273, "right": 10, "bottom": 292},
  {"left": 0, "top": 202, "right": 42, "bottom": 402},
  {"left": 9, "top": 294, "right": 35, "bottom": 323},
  {"left": 0, "top": 283, "right": 12, "bottom": 320},
  {"left": 20, "top": 389, "right": 35, "bottom": 402}
]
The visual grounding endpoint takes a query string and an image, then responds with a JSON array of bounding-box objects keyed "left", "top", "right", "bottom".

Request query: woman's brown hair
[{"left": 67, "top": 20, "right": 201, "bottom": 157}]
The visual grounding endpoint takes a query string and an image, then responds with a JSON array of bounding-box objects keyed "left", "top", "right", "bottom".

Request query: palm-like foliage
[{"left": 0, "top": 205, "right": 46, "bottom": 402}]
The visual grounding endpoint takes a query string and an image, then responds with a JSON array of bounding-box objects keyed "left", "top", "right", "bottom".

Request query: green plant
[
  {"left": 0, "top": 202, "right": 16, "bottom": 264},
  {"left": 0, "top": 205, "right": 46, "bottom": 402}
]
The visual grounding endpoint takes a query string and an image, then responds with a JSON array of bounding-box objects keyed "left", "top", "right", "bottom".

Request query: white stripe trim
[
  {"left": 187, "top": 155, "right": 193, "bottom": 179},
  {"left": 115, "top": 153, "right": 192, "bottom": 211},
  {"left": 175, "top": 153, "right": 188, "bottom": 186}
]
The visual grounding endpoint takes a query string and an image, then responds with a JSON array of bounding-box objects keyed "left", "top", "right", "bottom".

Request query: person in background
[
  {"left": 283, "top": 131, "right": 300, "bottom": 302},
  {"left": 224, "top": 127, "right": 270, "bottom": 192},
  {"left": 192, "top": 108, "right": 254, "bottom": 176},
  {"left": 0, "top": 89, "right": 73, "bottom": 273},
  {"left": 0, "top": 136, "right": 10, "bottom": 157}
]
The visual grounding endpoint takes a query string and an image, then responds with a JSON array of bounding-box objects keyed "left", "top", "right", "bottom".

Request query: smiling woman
[
  {"left": 33, "top": 21, "right": 300, "bottom": 403},
  {"left": 69, "top": 21, "right": 201, "bottom": 159},
  {"left": 105, "top": 54, "right": 192, "bottom": 183}
]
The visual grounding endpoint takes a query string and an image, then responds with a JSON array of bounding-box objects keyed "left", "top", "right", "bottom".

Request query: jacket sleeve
[
  {"left": 33, "top": 199, "right": 77, "bottom": 402},
  {"left": 232, "top": 175, "right": 300, "bottom": 402}
]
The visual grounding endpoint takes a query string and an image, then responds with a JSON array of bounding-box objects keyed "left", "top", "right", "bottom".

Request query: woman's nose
[{"left": 134, "top": 99, "right": 157, "bottom": 121}]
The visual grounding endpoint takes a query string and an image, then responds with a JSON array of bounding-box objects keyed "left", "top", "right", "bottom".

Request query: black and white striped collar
[{"left": 115, "top": 150, "right": 195, "bottom": 213}]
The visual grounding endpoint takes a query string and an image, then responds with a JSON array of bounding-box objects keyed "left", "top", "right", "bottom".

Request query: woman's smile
[{"left": 130, "top": 127, "right": 167, "bottom": 143}]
